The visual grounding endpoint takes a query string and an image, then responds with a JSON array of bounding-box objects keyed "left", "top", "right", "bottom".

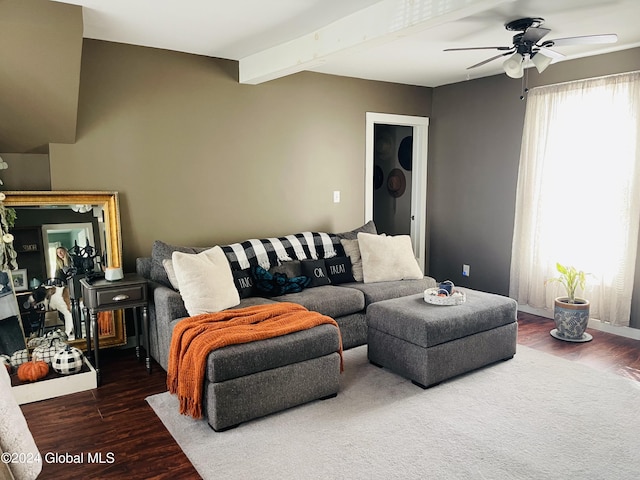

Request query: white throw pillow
[
  {"left": 357, "top": 232, "right": 423, "bottom": 283},
  {"left": 172, "top": 246, "right": 240, "bottom": 316}
]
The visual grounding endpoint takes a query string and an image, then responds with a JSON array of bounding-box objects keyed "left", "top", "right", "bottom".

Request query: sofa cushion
[
  {"left": 271, "top": 285, "right": 365, "bottom": 318},
  {"left": 205, "top": 323, "right": 340, "bottom": 383},
  {"left": 335, "top": 220, "right": 378, "bottom": 240},
  {"left": 172, "top": 246, "right": 240, "bottom": 315},
  {"left": 233, "top": 296, "right": 278, "bottom": 309},
  {"left": 301, "top": 259, "right": 331, "bottom": 287},
  {"left": 340, "top": 277, "right": 437, "bottom": 307},
  {"left": 151, "top": 240, "right": 208, "bottom": 288},
  {"left": 357, "top": 232, "right": 423, "bottom": 283}
]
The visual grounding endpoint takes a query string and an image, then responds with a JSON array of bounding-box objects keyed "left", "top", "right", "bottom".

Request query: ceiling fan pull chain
[{"left": 520, "top": 67, "right": 530, "bottom": 101}]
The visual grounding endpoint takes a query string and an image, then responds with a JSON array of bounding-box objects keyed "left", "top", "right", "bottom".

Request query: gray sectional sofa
[
  {"left": 136, "top": 222, "right": 437, "bottom": 372},
  {"left": 136, "top": 222, "right": 437, "bottom": 430}
]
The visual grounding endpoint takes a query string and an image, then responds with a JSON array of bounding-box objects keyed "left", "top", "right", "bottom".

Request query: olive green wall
[
  {"left": 0, "top": 153, "right": 50, "bottom": 190},
  {"left": 0, "top": 0, "right": 82, "bottom": 153},
  {"left": 50, "top": 40, "right": 432, "bottom": 270},
  {"left": 429, "top": 48, "right": 640, "bottom": 328}
]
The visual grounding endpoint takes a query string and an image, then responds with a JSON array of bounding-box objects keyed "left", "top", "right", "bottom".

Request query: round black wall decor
[{"left": 398, "top": 135, "right": 413, "bottom": 171}]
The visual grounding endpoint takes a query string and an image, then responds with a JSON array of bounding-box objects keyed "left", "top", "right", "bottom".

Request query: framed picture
[{"left": 12, "top": 269, "right": 28, "bottom": 292}]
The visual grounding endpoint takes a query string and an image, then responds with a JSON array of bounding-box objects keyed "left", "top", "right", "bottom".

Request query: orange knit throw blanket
[{"left": 167, "top": 302, "right": 343, "bottom": 419}]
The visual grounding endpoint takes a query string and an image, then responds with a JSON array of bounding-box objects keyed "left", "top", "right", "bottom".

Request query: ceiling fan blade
[
  {"left": 444, "top": 46, "right": 512, "bottom": 51},
  {"left": 548, "top": 34, "right": 618, "bottom": 47},
  {"left": 467, "top": 51, "right": 513, "bottom": 70},
  {"left": 537, "top": 47, "right": 565, "bottom": 60},
  {"left": 522, "top": 27, "right": 550, "bottom": 44}
]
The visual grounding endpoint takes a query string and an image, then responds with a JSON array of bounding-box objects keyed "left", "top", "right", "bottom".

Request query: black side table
[{"left": 80, "top": 273, "right": 150, "bottom": 385}]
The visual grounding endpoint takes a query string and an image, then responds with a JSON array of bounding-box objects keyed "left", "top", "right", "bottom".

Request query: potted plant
[{"left": 545, "top": 263, "right": 592, "bottom": 342}]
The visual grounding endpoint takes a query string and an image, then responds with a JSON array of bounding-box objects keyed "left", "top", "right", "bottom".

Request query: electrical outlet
[
  {"left": 333, "top": 191, "right": 341, "bottom": 203},
  {"left": 462, "top": 264, "right": 470, "bottom": 277}
]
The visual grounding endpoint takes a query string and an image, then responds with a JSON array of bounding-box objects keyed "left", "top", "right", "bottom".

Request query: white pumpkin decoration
[
  {"left": 10, "top": 349, "right": 28, "bottom": 367},
  {"left": 28, "top": 328, "right": 68, "bottom": 348},
  {"left": 32, "top": 338, "right": 67, "bottom": 365},
  {"left": 52, "top": 345, "right": 84, "bottom": 375}
]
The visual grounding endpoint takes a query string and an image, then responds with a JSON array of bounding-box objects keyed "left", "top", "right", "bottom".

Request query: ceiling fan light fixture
[
  {"left": 503, "top": 53, "right": 524, "bottom": 78},
  {"left": 532, "top": 52, "right": 552, "bottom": 73}
]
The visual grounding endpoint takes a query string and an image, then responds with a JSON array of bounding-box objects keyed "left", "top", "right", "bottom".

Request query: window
[{"left": 510, "top": 71, "right": 640, "bottom": 327}]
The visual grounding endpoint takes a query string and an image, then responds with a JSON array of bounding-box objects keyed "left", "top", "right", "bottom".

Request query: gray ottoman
[
  {"left": 204, "top": 323, "right": 341, "bottom": 431},
  {"left": 367, "top": 289, "right": 517, "bottom": 388}
]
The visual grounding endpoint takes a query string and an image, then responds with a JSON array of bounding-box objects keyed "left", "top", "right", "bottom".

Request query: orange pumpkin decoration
[{"left": 17, "top": 359, "right": 50, "bottom": 382}]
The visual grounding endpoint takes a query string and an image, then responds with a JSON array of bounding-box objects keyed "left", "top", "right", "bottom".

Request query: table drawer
[{"left": 94, "top": 284, "right": 146, "bottom": 309}]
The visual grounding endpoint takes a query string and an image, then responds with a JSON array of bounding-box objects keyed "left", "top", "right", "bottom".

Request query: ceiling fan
[{"left": 444, "top": 17, "right": 617, "bottom": 78}]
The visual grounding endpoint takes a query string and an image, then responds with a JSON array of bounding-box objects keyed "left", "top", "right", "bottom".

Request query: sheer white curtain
[{"left": 510, "top": 71, "right": 640, "bottom": 327}]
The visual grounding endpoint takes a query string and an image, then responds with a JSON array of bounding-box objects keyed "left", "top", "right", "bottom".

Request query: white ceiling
[{"left": 54, "top": 0, "right": 640, "bottom": 87}]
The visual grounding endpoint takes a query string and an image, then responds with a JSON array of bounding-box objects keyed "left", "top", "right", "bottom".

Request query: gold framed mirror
[{"left": 2, "top": 191, "right": 125, "bottom": 350}]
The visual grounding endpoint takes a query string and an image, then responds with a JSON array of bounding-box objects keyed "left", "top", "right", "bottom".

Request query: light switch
[{"left": 333, "top": 191, "right": 341, "bottom": 203}]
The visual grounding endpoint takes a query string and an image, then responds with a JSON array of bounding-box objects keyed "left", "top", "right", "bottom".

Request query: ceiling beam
[{"left": 238, "top": 0, "right": 512, "bottom": 85}]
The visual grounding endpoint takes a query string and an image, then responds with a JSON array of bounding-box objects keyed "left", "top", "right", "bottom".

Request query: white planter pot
[{"left": 551, "top": 297, "right": 592, "bottom": 343}]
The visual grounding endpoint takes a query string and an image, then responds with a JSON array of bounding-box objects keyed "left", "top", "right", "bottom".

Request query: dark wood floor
[
  {"left": 19, "top": 349, "right": 202, "bottom": 480},
  {"left": 19, "top": 312, "right": 640, "bottom": 479},
  {"left": 516, "top": 312, "right": 640, "bottom": 382}
]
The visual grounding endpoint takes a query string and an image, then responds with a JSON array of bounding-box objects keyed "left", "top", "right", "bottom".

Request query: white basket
[{"left": 424, "top": 286, "right": 466, "bottom": 306}]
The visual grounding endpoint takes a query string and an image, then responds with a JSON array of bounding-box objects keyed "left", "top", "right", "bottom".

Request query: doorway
[{"left": 365, "top": 113, "right": 429, "bottom": 272}]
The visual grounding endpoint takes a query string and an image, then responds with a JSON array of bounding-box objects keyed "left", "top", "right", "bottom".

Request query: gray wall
[
  {"left": 429, "top": 48, "right": 640, "bottom": 328},
  {"left": 429, "top": 75, "right": 524, "bottom": 295},
  {"left": 0, "top": 154, "right": 50, "bottom": 190}
]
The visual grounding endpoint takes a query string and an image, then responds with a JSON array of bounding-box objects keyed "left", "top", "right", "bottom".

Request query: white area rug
[{"left": 147, "top": 345, "right": 640, "bottom": 480}]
